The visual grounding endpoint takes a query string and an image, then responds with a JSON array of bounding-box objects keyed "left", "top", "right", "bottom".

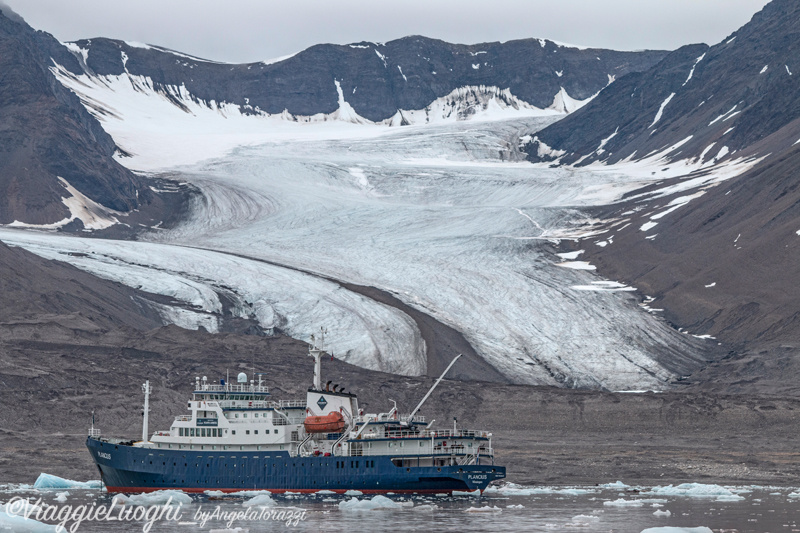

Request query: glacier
[{"left": 0, "top": 60, "right": 721, "bottom": 389}]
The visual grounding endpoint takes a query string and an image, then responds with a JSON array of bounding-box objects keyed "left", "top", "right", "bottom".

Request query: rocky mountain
[
  {"left": 0, "top": 8, "right": 154, "bottom": 226},
  {"left": 522, "top": 0, "right": 800, "bottom": 395},
  {"left": 57, "top": 36, "right": 668, "bottom": 123},
  {"left": 524, "top": 0, "right": 800, "bottom": 166}
]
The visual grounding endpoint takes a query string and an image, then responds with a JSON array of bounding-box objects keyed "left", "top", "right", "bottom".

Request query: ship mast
[
  {"left": 308, "top": 328, "right": 328, "bottom": 391},
  {"left": 142, "top": 380, "right": 152, "bottom": 444}
]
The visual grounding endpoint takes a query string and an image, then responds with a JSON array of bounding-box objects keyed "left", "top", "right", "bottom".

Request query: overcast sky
[{"left": 5, "top": 0, "right": 772, "bottom": 64}]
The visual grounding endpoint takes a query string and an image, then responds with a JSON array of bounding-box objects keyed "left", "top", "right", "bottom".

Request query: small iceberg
[
  {"left": 33, "top": 474, "right": 101, "bottom": 490},
  {"left": 242, "top": 493, "right": 276, "bottom": 507},
  {"left": 113, "top": 490, "right": 192, "bottom": 506},
  {"left": 0, "top": 503, "right": 57, "bottom": 532},
  {"left": 338, "top": 495, "right": 412, "bottom": 511}
]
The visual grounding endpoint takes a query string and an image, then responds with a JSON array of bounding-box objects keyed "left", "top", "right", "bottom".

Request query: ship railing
[
  {"left": 215, "top": 400, "right": 273, "bottom": 409},
  {"left": 195, "top": 384, "right": 270, "bottom": 394},
  {"left": 350, "top": 448, "right": 494, "bottom": 457},
  {"left": 88, "top": 428, "right": 101, "bottom": 438},
  {"left": 153, "top": 431, "right": 171, "bottom": 437},
  {"left": 271, "top": 400, "right": 306, "bottom": 409},
  {"left": 353, "top": 414, "right": 426, "bottom": 424},
  {"left": 422, "top": 429, "right": 489, "bottom": 439},
  {"left": 174, "top": 415, "right": 192, "bottom": 422},
  {"left": 359, "top": 428, "right": 489, "bottom": 440}
]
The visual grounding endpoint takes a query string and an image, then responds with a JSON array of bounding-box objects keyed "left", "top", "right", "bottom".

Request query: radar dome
[{"left": 237, "top": 372, "right": 247, "bottom": 383}]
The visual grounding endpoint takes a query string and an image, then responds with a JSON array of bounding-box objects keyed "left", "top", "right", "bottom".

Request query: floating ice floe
[
  {"left": 32, "top": 474, "right": 102, "bottom": 491},
  {"left": 642, "top": 526, "right": 714, "bottom": 533},
  {"left": 338, "top": 495, "right": 413, "bottom": 511},
  {"left": 599, "top": 481, "right": 632, "bottom": 489},
  {"left": 452, "top": 489, "right": 481, "bottom": 496},
  {"left": 242, "top": 493, "right": 277, "bottom": 507},
  {"left": 485, "top": 483, "right": 597, "bottom": 496},
  {"left": 653, "top": 509, "right": 671, "bottom": 517},
  {"left": 465, "top": 505, "right": 502, "bottom": 513},
  {"left": 0, "top": 503, "right": 57, "bottom": 533},
  {"left": 54, "top": 492, "right": 69, "bottom": 503},
  {"left": 639, "top": 483, "right": 745, "bottom": 501},
  {"left": 413, "top": 504, "right": 439, "bottom": 511},
  {"left": 343, "top": 490, "right": 363, "bottom": 496},
  {"left": 604, "top": 498, "right": 645, "bottom": 507},
  {"left": 113, "top": 490, "right": 192, "bottom": 506}
]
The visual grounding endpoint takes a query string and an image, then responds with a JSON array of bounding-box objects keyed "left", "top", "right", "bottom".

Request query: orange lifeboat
[{"left": 304, "top": 411, "right": 345, "bottom": 433}]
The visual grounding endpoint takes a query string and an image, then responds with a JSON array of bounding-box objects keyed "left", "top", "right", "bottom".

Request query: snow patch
[
  {"left": 709, "top": 106, "right": 738, "bottom": 126},
  {"left": 650, "top": 93, "right": 676, "bottom": 128},
  {"left": 787, "top": 65, "right": 793, "bottom": 76},
  {"left": 374, "top": 49, "right": 387, "bottom": 67},
  {"left": 683, "top": 53, "right": 706, "bottom": 86},
  {"left": 572, "top": 281, "right": 635, "bottom": 292},
  {"left": 641, "top": 221, "right": 658, "bottom": 232},
  {"left": 705, "top": 282, "right": 716, "bottom": 288},
  {"left": 261, "top": 51, "right": 299, "bottom": 66},
  {"left": 549, "top": 87, "right": 594, "bottom": 114},
  {"left": 760, "top": 65, "right": 769, "bottom": 74},
  {"left": 556, "top": 250, "right": 584, "bottom": 260},
  {"left": 556, "top": 261, "right": 596, "bottom": 271},
  {"left": 6, "top": 178, "right": 121, "bottom": 230},
  {"left": 397, "top": 65, "right": 407, "bottom": 81}
]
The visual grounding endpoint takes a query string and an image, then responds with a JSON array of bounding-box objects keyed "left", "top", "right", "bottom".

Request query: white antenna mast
[
  {"left": 141, "top": 380, "right": 152, "bottom": 444},
  {"left": 308, "top": 327, "right": 328, "bottom": 391}
]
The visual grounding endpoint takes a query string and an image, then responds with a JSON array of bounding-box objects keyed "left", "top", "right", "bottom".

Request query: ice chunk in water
[
  {"left": 32, "top": 474, "right": 101, "bottom": 490},
  {"left": 113, "top": 490, "right": 192, "bottom": 506},
  {"left": 242, "top": 493, "right": 276, "bottom": 507},
  {"left": 338, "top": 495, "right": 411, "bottom": 511}
]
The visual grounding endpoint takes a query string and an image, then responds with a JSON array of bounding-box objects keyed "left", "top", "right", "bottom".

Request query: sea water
[{"left": 2, "top": 478, "right": 799, "bottom": 532}]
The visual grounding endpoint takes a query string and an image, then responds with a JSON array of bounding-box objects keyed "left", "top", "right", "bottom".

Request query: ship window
[
  {"left": 232, "top": 430, "right": 236, "bottom": 435},
  {"left": 235, "top": 414, "right": 239, "bottom": 418},
  {"left": 274, "top": 429, "right": 278, "bottom": 434},
  {"left": 254, "top": 430, "right": 258, "bottom": 435},
  {"left": 190, "top": 428, "right": 195, "bottom": 437},
  {"left": 243, "top": 414, "right": 247, "bottom": 418},
  {"left": 246, "top": 430, "right": 250, "bottom": 435},
  {"left": 420, "top": 442, "right": 424, "bottom": 447}
]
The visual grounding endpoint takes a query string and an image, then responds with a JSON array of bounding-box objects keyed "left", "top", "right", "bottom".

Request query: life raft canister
[{"left": 303, "top": 411, "right": 346, "bottom": 433}]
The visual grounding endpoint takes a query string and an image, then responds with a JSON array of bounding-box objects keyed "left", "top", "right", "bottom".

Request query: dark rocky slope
[
  {"left": 0, "top": 9, "right": 154, "bottom": 225},
  {"left": 576, "top": 145, "right": 800, "bottom": 396},
  {"left": 524, "top": 0, "right": 800, "bottom": 166},
  {"left": 61, "top": 36, "right": 668, "bottom": 122},
  {"left": 523, "top": 0, "right": 800, "bottom": 395}
]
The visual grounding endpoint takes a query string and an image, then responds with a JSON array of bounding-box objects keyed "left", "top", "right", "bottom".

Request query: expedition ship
[{"left": 86, "top": 333, "right": 505, "bottom": 493}]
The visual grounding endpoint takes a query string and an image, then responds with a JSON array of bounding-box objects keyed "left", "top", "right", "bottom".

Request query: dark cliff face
[
  {"left": 530, "top": 0, "right": 800, "bottom": 393},
  {"left": 0, "top": 9, "right": 152, "bottom": 225},
  {"left": 524, "top": 0, "right": 800, "bottom": 166},
  {"left": 61, "top": 36, "right": 668, "bottom": 122}
]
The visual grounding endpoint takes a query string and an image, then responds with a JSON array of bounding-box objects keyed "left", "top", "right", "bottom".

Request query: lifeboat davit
[{"left": 304, "top": 412, "right": 346, "bottom": 433}]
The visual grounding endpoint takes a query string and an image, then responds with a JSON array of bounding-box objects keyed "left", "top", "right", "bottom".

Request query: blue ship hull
[{"left": 87, "top": 437, "right": 505, "bottom": 494}]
